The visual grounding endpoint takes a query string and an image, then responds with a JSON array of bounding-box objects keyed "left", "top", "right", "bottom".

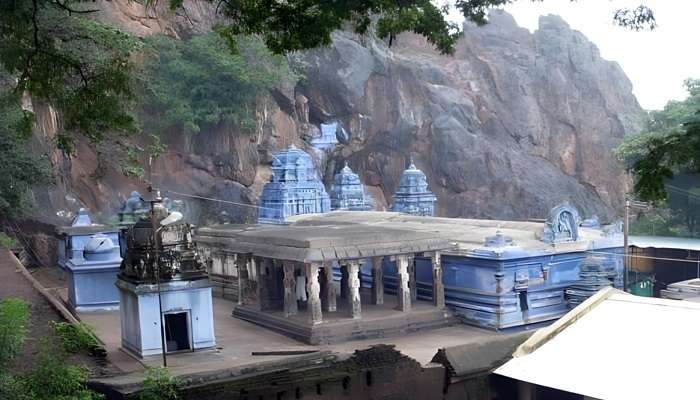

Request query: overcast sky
[{"left": 449, "top": 1, "right": 700, "bottom": 110}]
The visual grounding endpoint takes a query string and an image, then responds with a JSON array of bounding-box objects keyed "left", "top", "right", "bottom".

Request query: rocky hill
[{"left": 29, "top": 5, "right": 642, "bottom": 225}]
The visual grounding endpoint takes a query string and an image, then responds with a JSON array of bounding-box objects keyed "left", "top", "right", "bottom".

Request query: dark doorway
[
  {"left": 519, "top": 291, "right": 529, "bottom": 311},
  {"left": 164, "top": 312, "right": 191, "bottom": 352}
]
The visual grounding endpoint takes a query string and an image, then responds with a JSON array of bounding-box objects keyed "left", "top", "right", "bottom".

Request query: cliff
[{"left": 28, "top": 6, "right": 642, "bottom": 224}]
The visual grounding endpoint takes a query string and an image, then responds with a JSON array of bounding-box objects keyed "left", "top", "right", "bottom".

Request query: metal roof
[
  {"left": 496, "top": 288, "right": 700, "bottom": 400},
  {"left": 630, "top": 235, "right": 700, "bottom": 252}
]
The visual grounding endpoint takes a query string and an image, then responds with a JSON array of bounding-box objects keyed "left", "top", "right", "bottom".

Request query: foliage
[
  {"left": 138, "top": 367, "right": 181, "bottom": 400},
  {"left": 140, "top": 33, "right": 293, "bottom": 136},
  {"left": 0, "top": 232, "right": 19, "bottom": 249},
  {"left": 0, "top": 71, "right": 54, "bottom": 216},
  {"left": 50, "top": 321, "right": 101, "bottom": 355},
  {"left": 206, "top": 0, "right": 655, "bottom": 56},
  {"left": 617, "top": 79, "right": 700, "bottom": 202},
  {"left": 18, "top": 340, "right": 104, "bottom": 400},
  {"left": 0, "top": 0, "right": 141, "bottom": 154},
  {"left": 0, "top": 298, "right": 29, "bottom": 371},
  {"left": 0, "top": 298, "right": 104, "bottom": 400}
]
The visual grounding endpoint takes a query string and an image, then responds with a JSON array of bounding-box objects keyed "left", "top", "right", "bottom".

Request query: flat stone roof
[
  {"left": 286, "top": 211, "right": 622, "bottom": 256},
  {"left": 195, "top": 220, "right": 451, "bottom": 263},
  {"left": 195, "top": 211, "right": 622, "bottom": 262}
]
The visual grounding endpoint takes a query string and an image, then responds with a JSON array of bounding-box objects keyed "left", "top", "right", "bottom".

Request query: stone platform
[{"left": 233, "top": 292, "right": 457, "bottom": 345}]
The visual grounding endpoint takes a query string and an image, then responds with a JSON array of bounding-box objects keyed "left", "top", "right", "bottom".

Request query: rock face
[
  {"left": 300, "top": 11, "right": 641, "bottom": 220},
  {"left": 28, "top": 7, "right": 641, "bottom": 225}
]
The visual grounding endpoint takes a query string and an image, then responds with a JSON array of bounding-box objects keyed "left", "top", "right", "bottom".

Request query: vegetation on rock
[
  {"left": 140, "top": 33, "right": 293, "bottom": 136},
  {"left": 138, "top": 367, "right": 181, "bottom": 400},
  {"left": 618, "top": 79, "right": 700, "bottom": 236}
]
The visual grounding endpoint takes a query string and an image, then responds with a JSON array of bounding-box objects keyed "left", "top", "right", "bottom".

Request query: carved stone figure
[{"left": 543, "top": 203, "right": 582, "bottom": 243}]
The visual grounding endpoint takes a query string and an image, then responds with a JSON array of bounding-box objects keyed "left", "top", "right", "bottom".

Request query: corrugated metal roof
[{"left": 630, "top": 235, "right": 700, "bottom": 251}]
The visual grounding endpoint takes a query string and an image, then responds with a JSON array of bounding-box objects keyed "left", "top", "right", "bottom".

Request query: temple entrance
[{"left": 164, "top": 311, "right": 192, "bottom": 353}]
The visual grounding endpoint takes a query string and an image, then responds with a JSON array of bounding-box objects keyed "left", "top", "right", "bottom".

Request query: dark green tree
[
  {"left": 141, "top": 33, "right": 293, "bottom": 136},
  {"left": 0, "top": 71, "right": 53, "bottom": 216}
]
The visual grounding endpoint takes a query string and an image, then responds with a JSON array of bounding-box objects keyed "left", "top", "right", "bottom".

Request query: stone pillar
[
  {"left": 371, "top": 256, "right": 384, "bottom": 305},
  {"left": 323, "top": 262, "right": 337, "bottom": 312},
  {"left": 347, "top": 261, "right": 362, "bottom": 319},
  {"left": 305, "top": 263, "right": 322, "bottom": 324},
  {"left": 237, "top": 254, "right": 248, "bottom": 306},
  {"left": 408, "top": 256, "right": 417, "bottom": 301},
  {"left": 253, "top": 257, "right": 264, "bottom": 310},
  {"left": 396, "top": 255, "right": 411, "bottom": 312},
  {"left": 430, "top": 251, "right": 445, "bottom": 308},
  {"left": 282, "top": 261, "right": 298, "bottom": 317},
  {"left": 340, "top": 264, "right": 349, "bottom": 300}
]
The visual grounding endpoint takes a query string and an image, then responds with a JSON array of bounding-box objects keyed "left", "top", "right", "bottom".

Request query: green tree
[
  {"left": 0, "top": 74, "right": 53, "bottom": 216},
  {"left": 140, "top": 33, "right": 293, "bottom": 136},
  {"left": 617, "top": 79, "right": 700, "bottom": 202}
]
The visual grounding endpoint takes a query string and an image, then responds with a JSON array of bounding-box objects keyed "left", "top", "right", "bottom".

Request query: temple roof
[{"left": 195, "top": 221, "right": 450, "bottom": 263}]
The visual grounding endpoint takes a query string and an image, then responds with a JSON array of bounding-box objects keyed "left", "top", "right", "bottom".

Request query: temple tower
[
  {"left": 258, "top": 145, "right": 331, "bottom": 223},
  {"left": 330, "top": 162, "right": 371, "bottom": 211},
  {"left": 391, "top": 159, "right": 437, "bottom": 216},
  {"left": 66, "top": 233, "right": 122, "bottom": 311}
]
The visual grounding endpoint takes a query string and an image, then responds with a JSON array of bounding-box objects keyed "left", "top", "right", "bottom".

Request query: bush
[
  {"left": 51, "top": 321, "right": 106, "bottom": 358},
  {"left": 19, "top": 340, "right": 103, "bottom": 400},
  {"left": 0, "top": 232, "right": 18, "bottom": 249},
  {"left": 0, "top": 298, "right": 28, "bottom": 371},
  {"left": 139, "top": 367, "right": 181, "bottom": 400}
]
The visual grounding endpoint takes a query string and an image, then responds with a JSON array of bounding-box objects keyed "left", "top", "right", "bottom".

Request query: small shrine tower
[
  {"left": 391, "top": 159, "right": 437, "bottom": 216},
  {"left": 330, "top": 162, "right": 372, "bottom": 211},
  {"left": 258, "top": 145, "right": 331, "bottom": 223},
  {"left": 66, "top": 233, "right": 122, "bottom": 311},
  {"left": 116, "top": 198, "right": 215, "bottom": 357}
]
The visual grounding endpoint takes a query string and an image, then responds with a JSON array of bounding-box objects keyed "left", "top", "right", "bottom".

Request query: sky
[{"left": 447, "top": 1, "right": 700, "bottom": 110}]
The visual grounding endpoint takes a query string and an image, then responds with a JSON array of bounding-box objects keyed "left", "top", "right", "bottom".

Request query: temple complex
[
  {"left": 257, "top": 145, "right": 331, "bottom": 224},
  {"left": 196, "top": 204, "right": 622, "bottom": 336},
  {"left": 116, "top": 199, "right": 215, "bottom": 357},
  {"left": 392, "top": 160, "right": 437, "bottom": 216},
  {"left": 329, "top": 162, "right": 372, "bottom": 211}
]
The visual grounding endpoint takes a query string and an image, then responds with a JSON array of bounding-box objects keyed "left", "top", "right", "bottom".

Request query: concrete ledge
[{"left": 233, "top": 305, "right": 457, "bottom": 345}]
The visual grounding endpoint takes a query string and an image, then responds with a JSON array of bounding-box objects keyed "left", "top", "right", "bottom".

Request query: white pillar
[
  {"left": 371, "top": 256, "right": 384, "bottom": 305},
  {"left": 323, "top": 262, "right": 337, "bottom": 312},
  {"left": 282, "top": 261, "right": 298, "bottom": 317},
  {"left": 431, "top": 251, "right": 445, "bottom": 308},
  {"left": 305, "top": 263, "right": 322, "bottom": 324},
  {"left": 347, "top": 261, "right": 362, "bottom": 319},
  {"left": 396, "top": 255, "right": 411, "bottom": 312}
]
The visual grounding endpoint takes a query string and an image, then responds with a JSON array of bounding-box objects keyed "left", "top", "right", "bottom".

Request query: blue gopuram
[
  {"left": 392, "top": 160, "right": 437, "bottom": 216},
  {"left": 258, "top": 145, "right": 331, "bottom": 224},
  {"left": 330, "top": 162, "right": 371, "bottom": 211}
]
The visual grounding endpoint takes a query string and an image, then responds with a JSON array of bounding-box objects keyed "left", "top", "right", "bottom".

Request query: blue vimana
[
  {"left": 258, "top": 145, "right": 331, "bottom": 224},
  {"left": 392, "top": 159, "right": 437, "bottom": 216}
]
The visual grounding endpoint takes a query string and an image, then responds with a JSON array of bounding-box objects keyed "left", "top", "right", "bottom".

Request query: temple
[
  {"left": 116, "top": 199, "right": 215, "bottom": 357},
  {"left": 392, "top": 160, "right": 437, "bottom": 216},
  {"left": 196, "top": 204, "right": 623, "bottom": 336},
  {"left": 329, "top": 162, "right": 372, "bottom": 211},
  {"left": 257, "top": 145, "right": 331, "bottom": 224}
]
